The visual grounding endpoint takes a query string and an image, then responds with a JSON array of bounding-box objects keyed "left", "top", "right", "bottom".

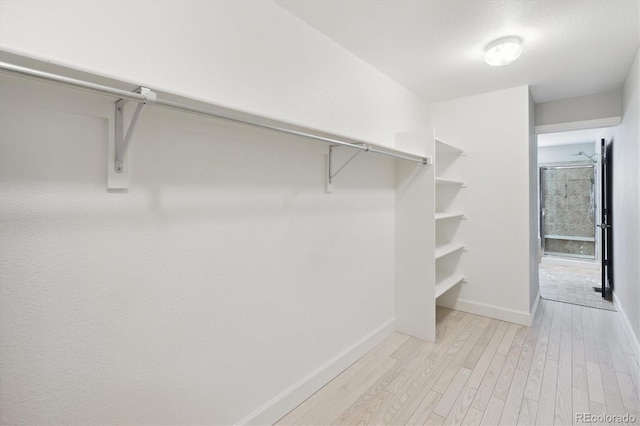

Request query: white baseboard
[
  {"left": 530, "top": 290, "right": 541, "bottom": 325},
  {"left": 437, "top": 298, "right": 533, "bottom": 326},
  {"left": 613, "top": 292, "right": 640, "bottom": 360},
  {"left": 235, "top": 318, "right": 396, "bottom": 425}
]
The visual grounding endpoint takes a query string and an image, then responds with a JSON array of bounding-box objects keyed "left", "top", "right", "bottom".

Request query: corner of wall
[
  {"left": 613, "top": 45, "right": 640, "bottom": 345},
  {"left": 613, "top": 292, "right": 640, "bottom": 361},
  {"left": 528, "top": 88, "right": 540, "bottom": 314}
]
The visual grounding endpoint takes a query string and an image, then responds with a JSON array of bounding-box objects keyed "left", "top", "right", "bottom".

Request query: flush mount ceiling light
[{"left": 484, "top": 36, "right": 522, "bottom": 66}]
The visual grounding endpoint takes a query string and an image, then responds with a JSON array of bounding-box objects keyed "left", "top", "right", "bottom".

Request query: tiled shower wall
[{"left": 542, "top": 164, "right": 596, "bottom": 258}]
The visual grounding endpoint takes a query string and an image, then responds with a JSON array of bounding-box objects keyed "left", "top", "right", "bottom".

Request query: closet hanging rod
[
  {"left": 0, "top": 61, "right": 430, "bottom": 165},
  {"left": 0, "top": 61, "right": 148, "bottom": 103}
]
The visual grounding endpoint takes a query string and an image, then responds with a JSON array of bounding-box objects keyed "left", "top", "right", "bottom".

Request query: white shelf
[
  {"left": 435, "top": 138, "right": 464, "bottom": 155},
  {"left": 435, "top": 212, "right": 465, "bottom": 221},
  {"left": 432, "top": 133, "right": 466, "bottom": 323},
  {"left": 435, "top": 177, "right": 464, "bottom": 186},
  {"left": 435, "top": 272, "right": 465, "bottom": 298},
  {"left": 435, "top": 242, "right": 465, "bottom": 260}
]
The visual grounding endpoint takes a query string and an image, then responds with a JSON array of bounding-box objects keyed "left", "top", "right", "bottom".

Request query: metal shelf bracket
[
  {"left": 326, "top": 144, "right": 369, "bottom": 193},
  {"left": 114, "top": 87, "right": 156, "bottom": 174}
]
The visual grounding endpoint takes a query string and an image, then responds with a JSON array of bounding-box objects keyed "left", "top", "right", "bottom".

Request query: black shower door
[{"left": 600, "top": 138, "right": 613, "bottom": 298}]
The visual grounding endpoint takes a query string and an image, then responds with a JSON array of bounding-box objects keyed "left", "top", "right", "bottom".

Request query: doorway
[{"left": 536, "top": 128, "right": 614, "bottom": 311}]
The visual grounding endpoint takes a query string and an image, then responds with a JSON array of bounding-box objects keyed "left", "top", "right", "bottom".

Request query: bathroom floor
[{"left": 539, "top": 263, "right": 615, "bottom": 311}]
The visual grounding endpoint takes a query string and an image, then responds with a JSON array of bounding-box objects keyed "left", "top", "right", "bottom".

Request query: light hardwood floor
[
  {"left": 539, "top": 264, "right": 614, "bottom": 311},
  {"left": 276, "top": 300, "right": 640, "bottom": 425}
]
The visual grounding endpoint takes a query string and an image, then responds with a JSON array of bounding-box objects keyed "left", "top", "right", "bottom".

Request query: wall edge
[{"left": 236, "top": 318, "right": 396, "bottom": 425}]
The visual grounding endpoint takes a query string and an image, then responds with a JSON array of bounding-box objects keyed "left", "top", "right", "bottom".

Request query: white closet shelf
[
  {"left": 435, "top": 273, "right": 465, "bottom": 298},
  {"left": 435, "top": 138, "right": 464, "bottom": 155},
  {"left": 435, "top": 212, "right": 465, "bottom": 221},
  {"left": 435, "top": 177, "right": 464, "bottom": 186},
  {"left": 435, "top": 242, "right": 465, "bottom": 260}
]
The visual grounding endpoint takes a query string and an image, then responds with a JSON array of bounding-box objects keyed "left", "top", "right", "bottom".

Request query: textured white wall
[
  {"left": 614, "top": 47, "right": 640, "bottom": 345},
  {"left": 0, "top": 1, "right": 431, "bottom": 424},
  {"left": 535, "top": 90, "right": 622, "bottom": 126},
  {"left": 431, "top": 86, "right": 534, "bottom": 324},
  {"left": 0, "top": 73, "right": 397, "bottom": 426}
]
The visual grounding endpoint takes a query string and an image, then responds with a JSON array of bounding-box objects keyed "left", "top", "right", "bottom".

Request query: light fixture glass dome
[{"left": 484, "top": 37, "right": 522, "bottom": 66}]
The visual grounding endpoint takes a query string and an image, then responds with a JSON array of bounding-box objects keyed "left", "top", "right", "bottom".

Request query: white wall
[
  {"left": 0, "top": 0, "right": 428, "bottom": 148},
  {"left": 538, "top": 142, "right": 597, "bottom": 164},
  {"left": 0, "top": 2, "right": 432, "bottom": 424},
  {"left": 535, "top": 90, "right": 622, "bottom": 126},
  {"left": 431, "top": 86, "right": 535, "bottom": 325},
  {"left": 613, "top": 47, "right": 640, "bottom": 348},
  {"left": 528, "top": 90, "right": 540, "bottom": 312}
]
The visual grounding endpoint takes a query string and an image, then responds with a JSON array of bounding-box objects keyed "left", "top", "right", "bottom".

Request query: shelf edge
[
  {"left": 435, "top": 243, "right": 465, "bottom": 259},
  {"left": 435, "top": 273, "right": 465, "bottom": 298}
]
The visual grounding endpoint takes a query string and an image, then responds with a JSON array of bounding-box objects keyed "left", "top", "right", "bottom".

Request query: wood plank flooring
[{"left": 276, "top": 300, "right": 640, "bottom": 425}]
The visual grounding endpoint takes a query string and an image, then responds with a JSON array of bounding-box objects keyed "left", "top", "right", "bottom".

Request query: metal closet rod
[{"left": 0, "top": 61, "right": 429, "bottom": 165}]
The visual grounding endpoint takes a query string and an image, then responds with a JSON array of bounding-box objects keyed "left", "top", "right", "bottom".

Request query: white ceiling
[{"left": 276, "top": 0, "right": 640, "bottom": 104}]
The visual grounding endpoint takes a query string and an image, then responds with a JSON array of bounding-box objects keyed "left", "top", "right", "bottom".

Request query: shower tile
[
  {"left": 579, "top": 180, "right": 591, "bottom": 192},
  {"left": 578, "top": 223, "right": 595, "bottom": 237},
  {"left": 544, "top": 206, "right": 554, "bottom": 218},
  {"left": 563, "top": 222, "right": 575, "bottom": 233},
  {"left": 560, "top": 240, "right": 572, "bottom": 252},
  {"left": 567, "top": 210, "right": 581, "bottom": 223},
  {"left": 566, "top": 224, "right": 579, "bottom": 236},
  {"left": 569, "top": 197, "right": 583, "bottom": 210},
  {"left": 567, "top": 180, "right": 581, "bottom": 194},
  {"left": 577, "top": 167, "right": 594, "bottom": 179},
  {"left": 545, "top": 239, "right": 563, "bottom": 252}
]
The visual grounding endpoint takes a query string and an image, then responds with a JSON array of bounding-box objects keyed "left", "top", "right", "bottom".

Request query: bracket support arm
[
  {"left": 326, "top": 144, "right": 369, "bottom": 192},
  {"left": 115, "top": 86, "right": 156, "bottom": 173}
]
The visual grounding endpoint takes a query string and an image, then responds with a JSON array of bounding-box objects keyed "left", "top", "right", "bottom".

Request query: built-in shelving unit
[
  {"left": 394, "top": 131, "right": 466, "bottom": 341},
  {"left": 434, "top": 137, "right": 466, "bottom": 300}
]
